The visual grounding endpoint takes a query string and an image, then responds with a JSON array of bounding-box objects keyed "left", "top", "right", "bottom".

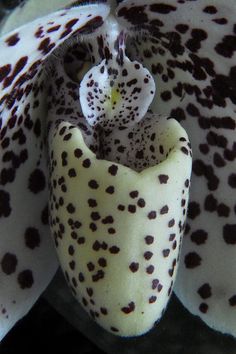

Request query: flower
[{"left": 0, "top": 0, "right": 235, "bottom": 340}]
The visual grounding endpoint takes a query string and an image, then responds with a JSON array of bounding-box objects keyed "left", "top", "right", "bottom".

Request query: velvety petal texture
[
  {"left": 0, "top": 2, "right": 109, "bottom": 339},
  {"left": 117, "top": 0, "right": 236, "bottom": 336}
]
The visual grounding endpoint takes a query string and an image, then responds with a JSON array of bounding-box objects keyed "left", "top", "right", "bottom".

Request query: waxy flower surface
[{"left": 0, "top": 0, "right": 235, "bottom": 340}]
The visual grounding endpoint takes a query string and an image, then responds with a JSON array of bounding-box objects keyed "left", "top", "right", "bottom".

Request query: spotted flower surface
[{"left": 0, "top": 0, "right": 235, "bottom": 340}]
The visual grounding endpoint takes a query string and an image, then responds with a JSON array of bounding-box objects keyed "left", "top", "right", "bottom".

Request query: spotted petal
[
  {"left": 48, "top": 114, "right": 192, "bottom": 336},
  {"left": 117, "top": 0, "right": 236, "bottom": 336},
  {"left": 0, "top": 2, "right": 109, "bottom": 339}
]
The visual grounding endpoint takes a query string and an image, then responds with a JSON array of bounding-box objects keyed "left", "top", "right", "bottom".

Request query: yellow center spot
[
  {"left": 111, "top": 88, "right": 121, "bottom": 106},
  {"left": 104, "top": 87, "right": 122, "bottom": 112}
]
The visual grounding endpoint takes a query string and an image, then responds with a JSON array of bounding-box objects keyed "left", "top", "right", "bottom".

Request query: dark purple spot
[
  {"left": 108, "top": 164, "right": 118, "bottom": 176},
  {"left": 121, "top": 301, "right": 135, "bottom": 314},
  {"left": 129, "top": 262, "right": 139, "bottom": 272},
  {"left": 223, "top": 224, "right": 236, "bottom": 244},
  {"left": 1, "top": 253, "right": 17, "bottom": 275},
  {"left": 191, "top": 230, "right": 208, "bottom": 245},
  {"left": 18, "top": 270, "right": 34, "bottom": 289},
  {"left": 199, "top": 303, "right": 208, "bottom": 313},
  {"left": 28, "top": 169, "right": 46, "bottom": 194},
  {"left": 5, "top": 33, "right": 20, "bottom": 46},
  {"left": 158, "top": 174, "right": 169, "bottom": 184},
  {"left": 0, "top": 190, "right": 11, "bottom": 217},
  {"left": 24, "top": 227, "right": 40, "bottom": 249},
  {"left": 150, "top": 4, "right": 176, "bottom": 14},
  {"left": 185, "top": 252, "right": 201, "bottom": 268},
  {"left": 229, "top": 295, "right": 236, "bottom": 306},
  {"left": 145, "top": 235, "right": 154, "bottom": 245},
  {"left": 198, "top": 283, "right": 212, "bottom": 299}
]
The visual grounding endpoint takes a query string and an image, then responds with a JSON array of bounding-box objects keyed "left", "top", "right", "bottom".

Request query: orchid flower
[{"left": 0, "top": 0, "right": 235, "bottom": 340}]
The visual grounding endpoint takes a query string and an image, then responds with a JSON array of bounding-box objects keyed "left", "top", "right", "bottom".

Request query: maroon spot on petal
[
  {"left": 146, "top": 265, "right": 154, "bottom": 274},
  {"left": 144, "top": 251, "right": 153, "bottom": 260},
  {"left": 152, "top": 279, "right": 159, "bottom": 289},
  {"left": 106, "top": 186, "right": 115, "bottom": 194},
  {"left": 98, "top": 258, "right": 107, "bottom": 267},
  {"left": 185, "top": 252, "right": 202, "bottom": 268},
  {"left": 188, "top": 202, "right": 201, "bottom": 219},
  {"left": 108, "top": 228, "right": 116, "bottom": 234},
  {"left": 110, "top": 326, "right": 119, "bottom": 332},
  {"left": 129, "top": 262, "right": 139, "bottom": 272},
  {"left": 129, "top": 191, "right": 139, "bottom": 198},
  {"left": 88, "top": 180, "right": 99, "bottom": 189},
  {"left": 0, "top": 190, "right": 11, "bottom": 217},
  {"left": 229, "top": 295, "right": 236, "bottom": 306},
  {"left": 0, "top": 64, "right": 11, "bottom": 83},
  {"left": 78, "top": 272, "right": 85, "bottom": 282},
  {"left": 191, "top": 230, "right": 208, "bottom": 245},
  {"left": 148, "top": 211, "right": 156, "bottom": 220},
  {"left": 1, "top": 253, "right": 17, "bottom": 275},
  {"left": 82, "top": 159, "right": 91, "bottom": 168},
  {"left": 148, "top": 295, "right": 157, "bottom": 304},
  {"left": 145, "top": 235, "right": 154, "bottom": 245},
  {"left": 102, "top": 216, "right": 114, "bottom": 224},
  {"left": 74, "top": 148, "right": 83, "bottom": 158},
  {"left": 150, "top": 3, "right": 176, "bottom": 14},
  {"left": 68, "top": 245, "right": 75, "bottom": 256},
  {"left": 160, "top": 205, "right": 169, "bottom": 215},
  {"left": 223, "top": 224, "right": 236, "bottom": 244},
  {"left": 91, "top": 212, "right": 101, "bottom": 221},
  {"left": 203, "top": 5, "right": 217, "bottom": 14},
  {"left": 169, "top": 233, "right": 176, "bottom": 241},
  {"left": 87, "top": 262, "right": 95, "bottom": 272},
  {"left": 100, "top": 307, "right": 108, "bottom": 315},
  {"left": 77, "top": 236, "right": 85, "bottom": 244},
  {"left": 121, "top": 301, "right": 135, "bottom": 314},
  {"left": 109, "top": 246, "right": 120, "bottom": 254},
  {"left": 5, "top": 33, "right": 20, "bottom": 46},
  {"left": 217, "top": 203, "right": 230, "bottom": 217},
  {"left": 90, "top": 223, "right": 97, "bottom": 232},
  {"left": 47, "top": 25, "right": 61, "bottom": 33},
  {"left": 162, "top": 249, "right": 170, "bottom": 258},
  {"left": 41, "top": 205, "right": 49, "bottom": 225},
  {"left": 88, "top": 199, "right": 97, "bottom": 207},
  {"left": 67, "top": 203, "right": 75, "bottom": 214},
  {"left": 181, "top": 146, "right": 189, "bottom": 155},
  {"left": 3, "top": 56, "right": 28, "bottom": 88},
  {"left": 38, "top": 37, "right": 55, "bottom": 55},
  {"left": 158, "top": 174, "right": 169, "bottom": 184},
  {"left": 168, "top": 219, "right": 175, "bottom": 227},
  {"left": 128, "top": 205, "right": 136, "bottom": 213},
  {"left": 24, "top": 227, "right": 40, "bottom": 249},
  {"left": 92, "top": 269, "right": 104, "bottom": 282},
  {"left": 86, "top": 287, "right": 93, "bottom": 297},
  {"left": 69, "top": 260, "right": 76, "bottom": 270},
  {"left": 108, "top": 165, "right": 118, "bottom": 176},
  {"left": 198, "top": 283, "right": 212, "bottom": 299},
  {"left": 28, "top": 169, "right": 46, "bottom": 193},
  {"left": 17, "top": 270, "right": 34, "bottom": 289},
  {"left": 137, "top": 198, "right": 146, "bottom": 208},
  {"left": 228, "top": 174, "right": 236, "bottom": 188},
  {"left": 68, "top": 168, "right": 76, "bottom": 177},
  {"left": 199, "top": 303, "right": 208, "bottom": 313},
  {"left": 63, "top": 133, "right": 72, "bottom": 141},
  {"left": 204, "top": 194, "right": 217, "bottom": 212}
]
